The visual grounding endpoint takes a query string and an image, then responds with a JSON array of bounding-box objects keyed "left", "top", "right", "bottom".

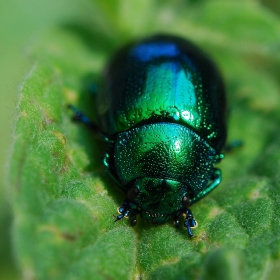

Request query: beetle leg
[
  {"left": 210, "top": 168, "right": 222, "bottom": 189},
  {"left": 103, "top": 153, "right": 128, "bottom": 193},
  {"left": 68, "top": 105, "right": 109, "bottom": 142},
  {"left": 115, "top": 199, "right": 138, "bottom": 226},
  {"left": 114, "top": 199, "right": 130, "bottom": 221},
  {"left": 190, "top": 168, "right": 222, "bottom": 205},
  {"left": 183, "top": 209, "right": 197, "bottom": 238}
]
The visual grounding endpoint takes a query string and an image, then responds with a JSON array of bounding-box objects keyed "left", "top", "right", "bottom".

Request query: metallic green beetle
[{"left": 71, "top": 34, "right": 227, "bottom": 237}]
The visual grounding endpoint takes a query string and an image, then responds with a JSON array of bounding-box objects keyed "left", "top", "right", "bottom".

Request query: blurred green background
[
  {"left": 1, "top": 0, "right": 280, "bottom": 279},
  {"left": 0, "top": 1, "right": 101, "bottom": 278}
]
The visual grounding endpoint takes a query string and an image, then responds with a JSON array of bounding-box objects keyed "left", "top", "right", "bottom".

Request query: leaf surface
[{"left": 9, "top": 1, "right": 280, "bottom": 279}]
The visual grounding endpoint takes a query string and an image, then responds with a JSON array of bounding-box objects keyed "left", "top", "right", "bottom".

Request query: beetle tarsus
[
  {"left": 184, "top": 209, "right": 197, "bottom": 238},
  {"left": 115, "top": 199, "right": 138, "bottom": 226},
  {"left": 114, "top": 210, "right": 129, "bottom": 222}
]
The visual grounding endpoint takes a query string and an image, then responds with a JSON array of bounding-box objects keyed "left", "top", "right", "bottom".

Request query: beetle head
[{"left": 126, "top": 177, "right": 189, "bottom": 223}]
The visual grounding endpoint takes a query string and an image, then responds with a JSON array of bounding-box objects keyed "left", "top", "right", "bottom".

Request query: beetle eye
[
  {"left": 182, "top": 196, "right": 190, "bottom": 209},
  {"left": 127, "top": 187, "right": 139, "bottom": 201}
]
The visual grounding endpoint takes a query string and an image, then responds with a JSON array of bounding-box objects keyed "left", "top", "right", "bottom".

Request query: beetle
[{"left": 69, "top": 34, "right": 227, "bottom": 237}]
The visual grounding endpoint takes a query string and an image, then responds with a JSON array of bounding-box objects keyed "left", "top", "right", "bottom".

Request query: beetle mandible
[{"left": 70, "top": 34, "right": 227, "bottom": 237}]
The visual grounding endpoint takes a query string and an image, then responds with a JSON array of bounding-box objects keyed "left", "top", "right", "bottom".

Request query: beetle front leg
[
  {"left": 115, "top": 199, "right": 139, "bottom": 226},
  {"left": 183, "top": 209, "right": 197, "bottom": 238},
  {"left": 68, "top": 105, "right": 109, "bottom": 142}
]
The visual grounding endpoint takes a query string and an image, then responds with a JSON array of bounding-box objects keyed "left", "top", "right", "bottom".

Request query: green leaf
[{"left": 8, "top": 0, "right": 280, "bottom": 279}]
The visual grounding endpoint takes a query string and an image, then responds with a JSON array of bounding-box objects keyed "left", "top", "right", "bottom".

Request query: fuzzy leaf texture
[{"left": 8, "top": 0, "right": 280, "bottom": 279}]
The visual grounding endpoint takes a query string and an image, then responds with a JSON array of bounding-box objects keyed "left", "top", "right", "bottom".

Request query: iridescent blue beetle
[{"left": 70, "top": 35, "right": 227, "bottom": 237}]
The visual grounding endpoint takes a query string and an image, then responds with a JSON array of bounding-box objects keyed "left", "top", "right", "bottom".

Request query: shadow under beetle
[{"left": 70, "top": 34, "right": 227, "bottom": 238}]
